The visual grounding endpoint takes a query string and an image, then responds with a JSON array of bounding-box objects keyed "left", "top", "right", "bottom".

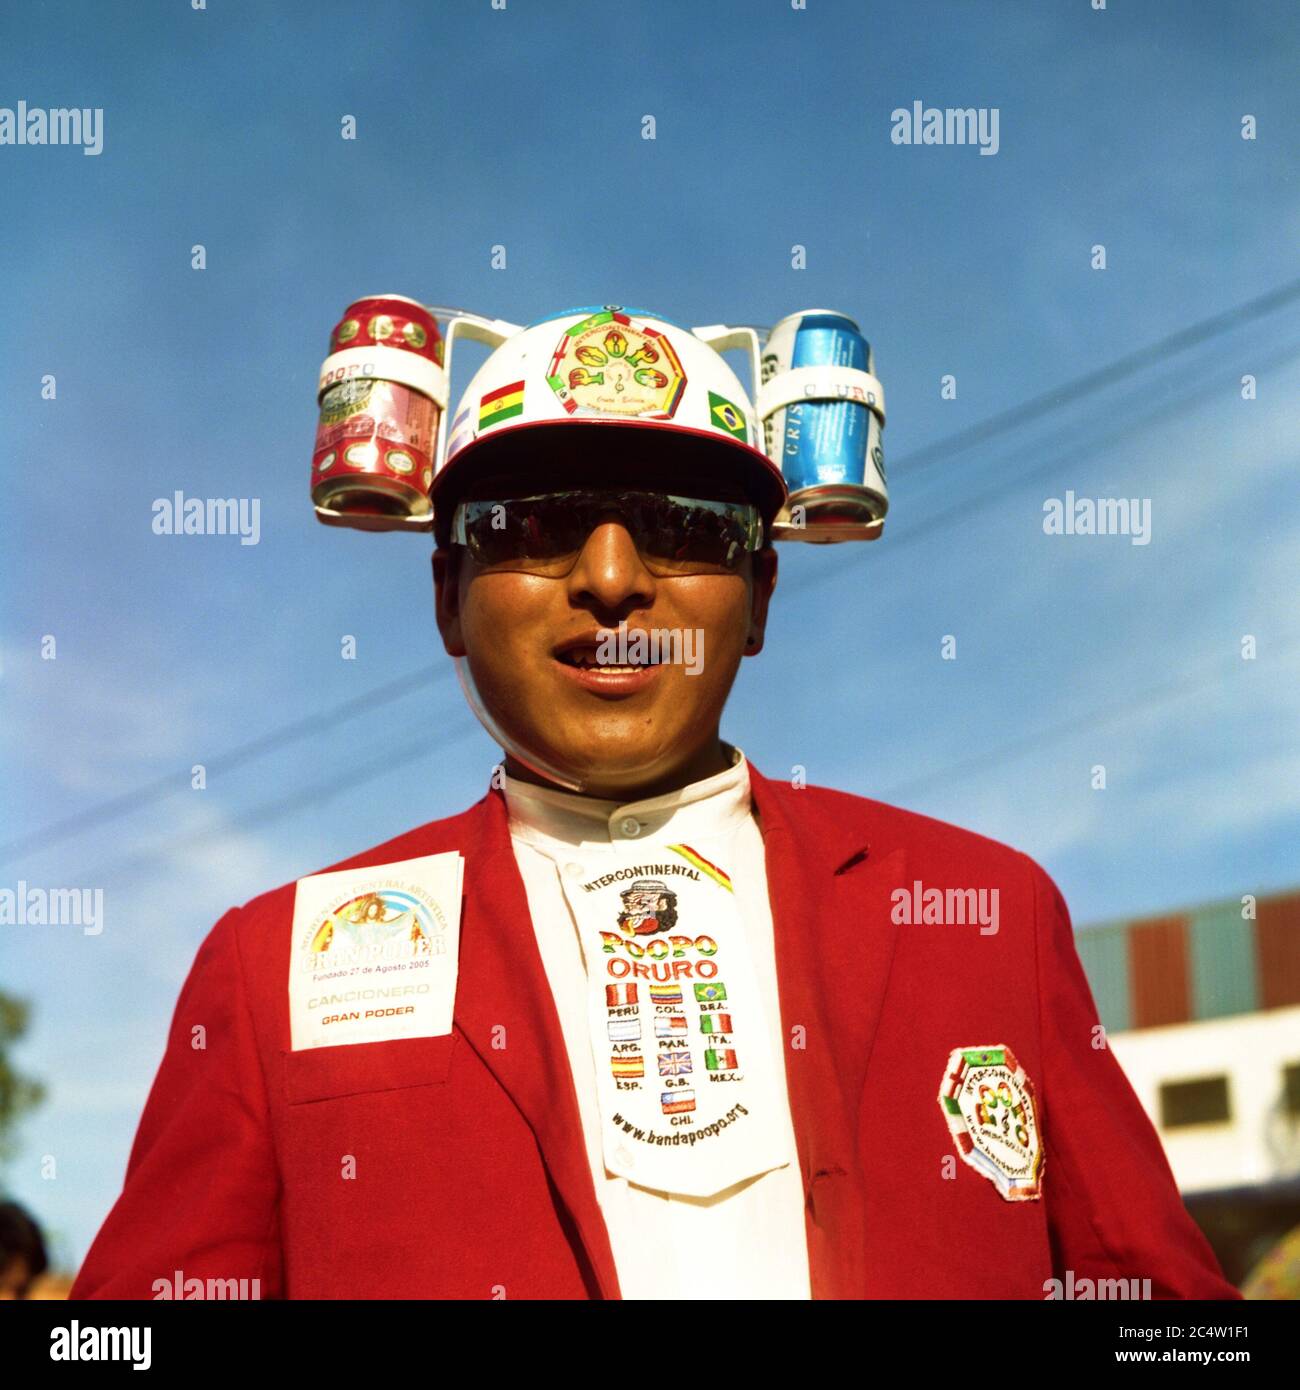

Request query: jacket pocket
[{"left": 281, "top": 1031, "right": 459, "bottom": 1104}]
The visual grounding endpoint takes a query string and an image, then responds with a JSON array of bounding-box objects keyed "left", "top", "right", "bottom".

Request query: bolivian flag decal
[
  {"left": 708, "top": 390, "right": 748, "bottom": 442},
  {"left": 479, "top": 379, "right": 525, "bottom": 430}
]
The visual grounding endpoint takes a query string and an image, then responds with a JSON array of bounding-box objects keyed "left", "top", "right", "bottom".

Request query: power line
[
  {"left": 13, "top": 279, "right": 1299, "bottom": 864},
  {"left": 78, "top": 721, "right": 480, "bottom": 888},
  {"left": 82, "top": 637, "right": 1300, "bottom": 889},
  {"left": 892, "top": 276, "right": 1300, "bottom": 476},
  {"left": 780, "top": 335, "right": 1300, "bottom": 589},
  {"left": 878, "top": 639, "right": 1300, "bottom": 803},
  {"left": 1, "top": 664, "right": 449, "bottom": 866},
  {"left": 61, "top": 525, "right": 1300, "bottom": 884}
]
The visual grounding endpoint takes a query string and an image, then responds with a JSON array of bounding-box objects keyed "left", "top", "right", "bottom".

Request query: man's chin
[{"left": 514, "top": 727, "right": 688, "bottom": 796}]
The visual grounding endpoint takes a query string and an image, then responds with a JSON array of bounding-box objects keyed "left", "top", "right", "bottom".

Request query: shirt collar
[{"left": 502, "top": 743, "right": 753, "bottom": 854}]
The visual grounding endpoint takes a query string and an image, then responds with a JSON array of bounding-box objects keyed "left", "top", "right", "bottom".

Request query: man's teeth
[{"left": 562, "top": 650, "right": 655, "bottom": 670}]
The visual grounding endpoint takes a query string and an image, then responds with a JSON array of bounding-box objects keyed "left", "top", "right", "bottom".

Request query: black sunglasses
[{"left": 450, "top": 489, "right": 764, "bottom": 577}]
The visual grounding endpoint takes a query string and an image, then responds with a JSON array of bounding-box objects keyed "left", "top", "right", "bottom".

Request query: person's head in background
[{"left": 0, "top": 1201, "right": 48, "bottom": 1299}]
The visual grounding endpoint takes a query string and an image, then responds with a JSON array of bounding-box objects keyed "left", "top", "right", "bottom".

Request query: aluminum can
[
  {"left": 760, "top": 309, "right": 886, "bottom": 524},
  {"left": 312, "top": 295, "right": 445, "bottom": 529}
]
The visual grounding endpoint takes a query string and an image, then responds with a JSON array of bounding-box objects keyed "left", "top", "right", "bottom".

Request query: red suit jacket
[{"left": 72, "top": 766, "right": 1237, "bottom": 1299}]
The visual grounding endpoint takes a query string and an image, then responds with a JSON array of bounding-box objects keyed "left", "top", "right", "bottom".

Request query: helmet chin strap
[{"left": 453, "top": 654, "right": 589, "bottom": 794}]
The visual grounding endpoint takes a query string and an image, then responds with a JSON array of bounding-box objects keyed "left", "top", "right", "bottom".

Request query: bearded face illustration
[{"left": 616, "top": 879, "right": 679, "bottom": 938}]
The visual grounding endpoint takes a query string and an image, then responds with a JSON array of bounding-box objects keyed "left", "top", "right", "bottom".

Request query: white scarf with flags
[{"left": 550, "top": 831, "right": 797, "bottom": 1198}]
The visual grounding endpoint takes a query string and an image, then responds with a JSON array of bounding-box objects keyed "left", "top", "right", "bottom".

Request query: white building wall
[{"left": 1107, "top": 1006, "right": 1300, "bottom": 1194}]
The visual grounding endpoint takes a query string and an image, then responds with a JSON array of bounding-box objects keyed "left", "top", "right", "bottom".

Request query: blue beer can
[{"left": 759, "top": 309, "right": 887, "bottom": 526}]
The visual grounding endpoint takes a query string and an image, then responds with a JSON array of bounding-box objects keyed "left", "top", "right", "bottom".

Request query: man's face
[
  {"left": 432, "top": 449, "right": 777, "bottom": 798},
  {"left": 622, "top": 889, "right": 666, "bottom": 915}
]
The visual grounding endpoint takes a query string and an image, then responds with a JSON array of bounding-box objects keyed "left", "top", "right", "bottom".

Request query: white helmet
[{"left": 429, "top": 305, "right": 787, "bottom": 536}]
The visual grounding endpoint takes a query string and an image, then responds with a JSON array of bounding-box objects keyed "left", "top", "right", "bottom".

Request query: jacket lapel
[
  {"left": 748, "top": 765, "right": 905, "bottom": 1299},
  {"left": 450, "top": 789, "right": 622, "bottom": 1299}
]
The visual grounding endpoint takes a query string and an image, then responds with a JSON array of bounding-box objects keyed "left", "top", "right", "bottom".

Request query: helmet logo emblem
[{"left": 547, "top": 310, "right": 686, "bottom": 420}]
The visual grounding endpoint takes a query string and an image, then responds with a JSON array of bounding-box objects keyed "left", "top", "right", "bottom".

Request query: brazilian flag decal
[{"left": 708, "top": 391, "right": 748, "bottom": 442}]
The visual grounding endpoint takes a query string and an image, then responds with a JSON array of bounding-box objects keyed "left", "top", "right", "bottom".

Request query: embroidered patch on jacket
[{"left": 938, "top": 1045, "right": 1043, "bottom": 1202}]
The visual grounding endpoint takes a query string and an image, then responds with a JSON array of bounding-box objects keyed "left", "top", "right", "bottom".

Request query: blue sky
[{"left": 1, "top": 0, "right": 1297, "bottom": 1269}]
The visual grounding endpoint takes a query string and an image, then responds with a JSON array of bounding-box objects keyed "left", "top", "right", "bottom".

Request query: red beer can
[{"left": 311, "top": 295, "right": 446, "bottom": 530}]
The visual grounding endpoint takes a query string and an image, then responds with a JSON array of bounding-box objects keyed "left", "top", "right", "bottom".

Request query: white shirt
[{"left": 503, "top": 746, "right": 813, "bottom": 1300}]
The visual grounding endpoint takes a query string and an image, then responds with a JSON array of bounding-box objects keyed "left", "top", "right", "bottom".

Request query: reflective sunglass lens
[{"left": 457, "top": 491, "right": 758, "bottom": 575}]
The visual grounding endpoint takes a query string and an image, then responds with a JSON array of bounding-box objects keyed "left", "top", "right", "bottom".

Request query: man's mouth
[
  {"left": 556, "top": 644, "right": 661, "bottom": 673},
  {"left": 552, "top": 635, "right": 665, "bottom": 693}
]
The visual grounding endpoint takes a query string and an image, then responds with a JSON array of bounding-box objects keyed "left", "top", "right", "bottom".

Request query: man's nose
[{"left": 566, "top": 520, "right": 656, "bottom": 613}]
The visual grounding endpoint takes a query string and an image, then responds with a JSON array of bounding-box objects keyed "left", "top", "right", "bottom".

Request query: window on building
[
  {"left": 1283, "top": 1063, "right": 1300, "bottom": 1118},
  {"left": 1159, "top": 1075, "right": 1231, "bottom": 1128}
]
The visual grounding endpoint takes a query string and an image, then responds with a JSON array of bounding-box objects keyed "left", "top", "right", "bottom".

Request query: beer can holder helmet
[
  {"left": 311, "top": 302, "right": 887, "bottom": 543},
  {"left": 310, "top": 300, "right": 888, "bottom": 795}
]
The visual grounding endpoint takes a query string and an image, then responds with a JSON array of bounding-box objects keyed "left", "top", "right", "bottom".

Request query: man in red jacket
[{"left": 73, "top": 306, "right": 1237, "bottom": 1300}]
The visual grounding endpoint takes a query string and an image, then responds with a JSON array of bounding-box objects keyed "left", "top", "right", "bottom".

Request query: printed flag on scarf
[{"left": 654, "top": 1015, "right": 688, "bottom": 1038}]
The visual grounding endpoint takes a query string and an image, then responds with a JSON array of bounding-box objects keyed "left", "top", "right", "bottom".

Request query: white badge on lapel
[
  {"left": 938, "top": 1044, "right": 1043, "bottom": 1201},
  {"left": 288, "top": 852, "right": 464, "bottom": 1051}
]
